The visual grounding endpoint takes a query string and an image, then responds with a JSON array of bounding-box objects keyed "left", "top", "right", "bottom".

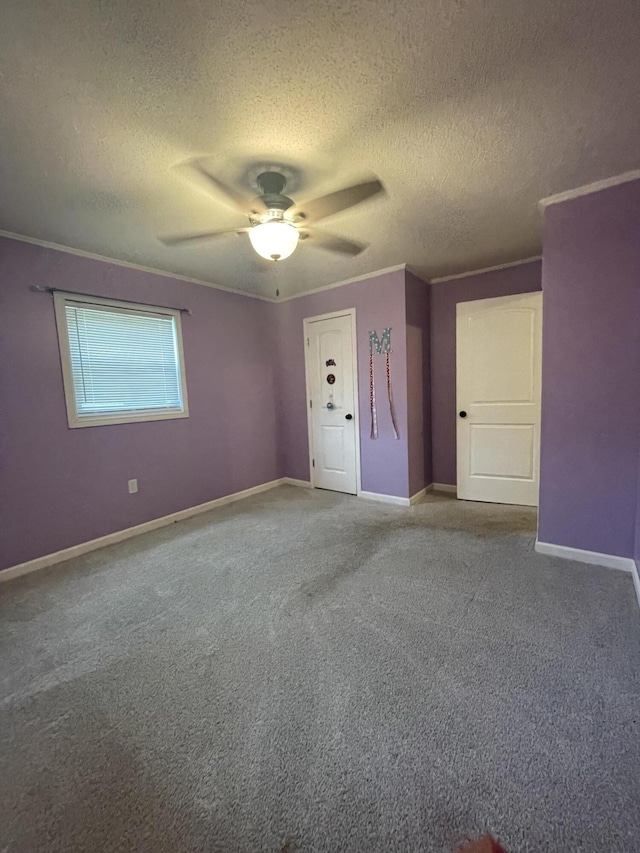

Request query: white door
[
  {"left": 304, "top": 311, "right": 359, "bottom": 495},
  {"left": 456, "top": 292, "right": 542, "bottom": 506}
]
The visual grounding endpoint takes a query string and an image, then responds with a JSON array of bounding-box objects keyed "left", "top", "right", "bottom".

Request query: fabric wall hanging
[{"left": 368, "top": 328, "right": 399, "bottom": 440}]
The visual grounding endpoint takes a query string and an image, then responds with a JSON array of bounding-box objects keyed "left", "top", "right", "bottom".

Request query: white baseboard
[
  {"left": 282, "top": 477, "right": 312, "bottom": 488},
  {"left": 359, "top": 490, "right": 411, "bottom": 507},
  {"left": 409, "top": 485, "right": 432, "bottom": 505},
  {"left": 1, "top": 477, "right": 307, "bottom": 583},
  {"left": 631, "top": 562, "right": 640, "bottom": 610},
  {"left": 359, "top": 484, "right": 436, "bottom": 507},
  {"left": 432, "top": 483, "right": 457, "bottom": 494},
  {"left": 534, "top": 540, "right": 635, "bottom": 573}
]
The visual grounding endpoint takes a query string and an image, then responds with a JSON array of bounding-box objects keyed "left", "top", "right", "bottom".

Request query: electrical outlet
[{"left": 128, "top": 478, "right": 138, "bottom": 494}]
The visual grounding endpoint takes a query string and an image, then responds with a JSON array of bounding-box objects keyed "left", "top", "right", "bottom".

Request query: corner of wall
[
  {"left": 404, "top": 270, "right": 432, "bottom": 495},
  {"left": 538, "top": 178, "right": 640, "bottom": 561}
]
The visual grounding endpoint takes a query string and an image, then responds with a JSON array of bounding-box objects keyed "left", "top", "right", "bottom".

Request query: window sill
[{"left": 67, "top": 409, "right": 189, "bottom": 429}]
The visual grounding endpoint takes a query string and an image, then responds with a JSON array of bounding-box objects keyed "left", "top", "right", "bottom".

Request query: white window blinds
[{"left": 55, "top": 294, "right": 188, "bottom": 427}]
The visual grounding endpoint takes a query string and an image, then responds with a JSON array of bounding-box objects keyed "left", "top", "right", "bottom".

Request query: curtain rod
[{"left": 31, "top": 285, "right": 192, "bottom": 315}]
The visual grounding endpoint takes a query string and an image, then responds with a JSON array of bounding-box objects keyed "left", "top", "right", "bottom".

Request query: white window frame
[{"left": 54, "top": 291, "right": 190, "bottom": 429}]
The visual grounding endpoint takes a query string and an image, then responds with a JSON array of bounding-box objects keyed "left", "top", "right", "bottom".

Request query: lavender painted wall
[
  {"left": 405, "top": 272, "right": 432, "bottom": 496},
  {"left": 429, "top": 261, "right": 542, "bottom": 486},
  {"left": 538, "top": 181, "right": 640, "bottom": 558},
  {"left": 0, "top": 237, "right": 279, "bottom": 571},
  {"left": 275, "top": 270, "right": 411, "bottom": 497}
]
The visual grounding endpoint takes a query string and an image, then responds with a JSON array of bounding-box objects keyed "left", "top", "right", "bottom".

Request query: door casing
[
  {"left": 456, "top": 291, "right": 543, "bottom": 506},
  {"left": 303, "top": 308, "right": 361, "bottom": 494}
]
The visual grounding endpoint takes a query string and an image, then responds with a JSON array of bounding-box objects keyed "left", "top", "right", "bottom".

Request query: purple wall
[
  {"left": 0, "top": 245, "right": 422, "bottom": 572},
  {"left": 429, "top": 261, "right": 542, "bottom": 486},
  {"left": 275, "top": 270, "right": 411, "bottom": 498},
  {"left": 538, "top": 180, "right": 640, "bottom": 558},
  {"left": 0, "top": 237, "right": 280, "bottom": 571},
  {"left": 405, "top": 272, "right": 432, "bottom": 496}
]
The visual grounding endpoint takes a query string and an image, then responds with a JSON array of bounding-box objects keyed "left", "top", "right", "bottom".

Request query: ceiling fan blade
[
  {"left": 301, "top": 228, "right": 368, "bottom": 256},
  {"left": 159, "top": 227, "right": 251, "bottom": 246},
  {"left": 290, "top": 179, "right": 384, "bottom": 223},
  {"left": 175, "top": 159, "right": 266, "bottom": 215}
]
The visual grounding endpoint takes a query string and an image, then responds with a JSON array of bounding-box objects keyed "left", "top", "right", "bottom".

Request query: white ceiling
[{"left": 1, "top": 0, "right": 639, "bottom": 299}]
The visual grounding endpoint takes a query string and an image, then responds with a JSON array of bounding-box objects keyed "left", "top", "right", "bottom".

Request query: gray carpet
[{"left": 1, "top": 486, "right": 639, "bottom": 853}]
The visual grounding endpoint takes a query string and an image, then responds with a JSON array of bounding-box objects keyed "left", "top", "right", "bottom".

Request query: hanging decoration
[
  {"left": 385, "top": 349, "right": 400, "bottom": 439},
  {"left": 368, "top": 328, "right": 399, "bottom": 440},
  {"left": 369, "top": 342, "right": 378, "bottom": 439}
]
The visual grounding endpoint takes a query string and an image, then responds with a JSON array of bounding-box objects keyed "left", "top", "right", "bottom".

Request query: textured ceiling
[{"left": 1, "top": 0, "right": 639, "bottom": 298}]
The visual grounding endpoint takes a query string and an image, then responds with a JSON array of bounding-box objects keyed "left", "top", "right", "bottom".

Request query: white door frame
[
  {"left": 303, "top": 308, "right": 362, "bottom": 495},
  {"left": 456, "top": 291, "right": 543, "bottom": 506}
]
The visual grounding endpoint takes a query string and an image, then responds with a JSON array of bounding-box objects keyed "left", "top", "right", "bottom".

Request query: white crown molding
[
  {"left": 1, "top": 229, "right": 409, "bottom": 302},
  {"left": 0, "top": 229, "right": 276, "bottom": 302},
  {"left": 430, "top": 256, "right": 542, "bottom": 284},
  {"left": 0, "top": 227, "right": 551, "bottom": 301},
  {"left": 0, "top": 477, "right": 307, "bottom": 582},
  {"left": 538, "top": 169, "right": 640, "bottom": 210},
  {"left": 277, "top": 264, "right": 407, "bottom": 302},
  {"left": 535, "top": 540, "right": 635, "bottom": 573}
]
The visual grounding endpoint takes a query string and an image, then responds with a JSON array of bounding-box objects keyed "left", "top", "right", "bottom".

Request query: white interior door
[
  {"left": 456, "top": 292, "right": 542, "bottom": 506},
  {"left": 304, "top": 311, "right": 359, "bottom": 495}
]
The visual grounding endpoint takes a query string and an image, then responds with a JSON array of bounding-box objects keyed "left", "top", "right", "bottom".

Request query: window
[{"left": 54, "top": 292, "right": 189, "bottom": 428}]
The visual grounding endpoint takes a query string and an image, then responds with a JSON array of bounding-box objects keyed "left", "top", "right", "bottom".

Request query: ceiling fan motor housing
[
  {"left": 256, "top": 171, "right": 286, "bottom": 195},
  {"left": 163, "top": 161, "right": 383, "bottom": 262},
  {"left": 254, "top": 171, "right": 294, "bottom": 217}
]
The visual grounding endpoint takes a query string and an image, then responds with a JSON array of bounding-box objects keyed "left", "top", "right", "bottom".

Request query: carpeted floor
[{"left": 1, "top": 486, "right": 639, "bottom": 852}]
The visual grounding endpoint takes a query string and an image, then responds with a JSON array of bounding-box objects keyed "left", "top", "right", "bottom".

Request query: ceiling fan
[{"left": 160, "top": 161, "right": 385, "bottom": 262}]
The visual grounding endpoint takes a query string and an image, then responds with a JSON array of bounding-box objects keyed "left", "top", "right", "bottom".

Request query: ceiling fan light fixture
[{"left": 248, "top": 220, "right": 299, "bottom": 261}]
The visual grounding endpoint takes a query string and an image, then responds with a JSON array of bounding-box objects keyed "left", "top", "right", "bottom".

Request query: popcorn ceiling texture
[{"left": 1, "top": 0, "right": 639, "bottom": 297}]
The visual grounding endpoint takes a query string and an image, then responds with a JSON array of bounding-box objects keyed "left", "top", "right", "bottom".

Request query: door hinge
[
  {"left": 306, "top": 337, "right": 310, "bottom": 347},
  {"left": 312, "top": 459, "right": 315, "bottom": 467},
  {"left": 309, "top": 399, "right": 312, "bottom": 408}
]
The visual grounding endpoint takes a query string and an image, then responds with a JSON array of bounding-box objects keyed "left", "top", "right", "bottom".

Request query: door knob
[
  {"left": 459, "top": 410, "right": 467, "bottom": 418},
  {"left": 345, "top": 413, "right": 353, "bottom": 420}
]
